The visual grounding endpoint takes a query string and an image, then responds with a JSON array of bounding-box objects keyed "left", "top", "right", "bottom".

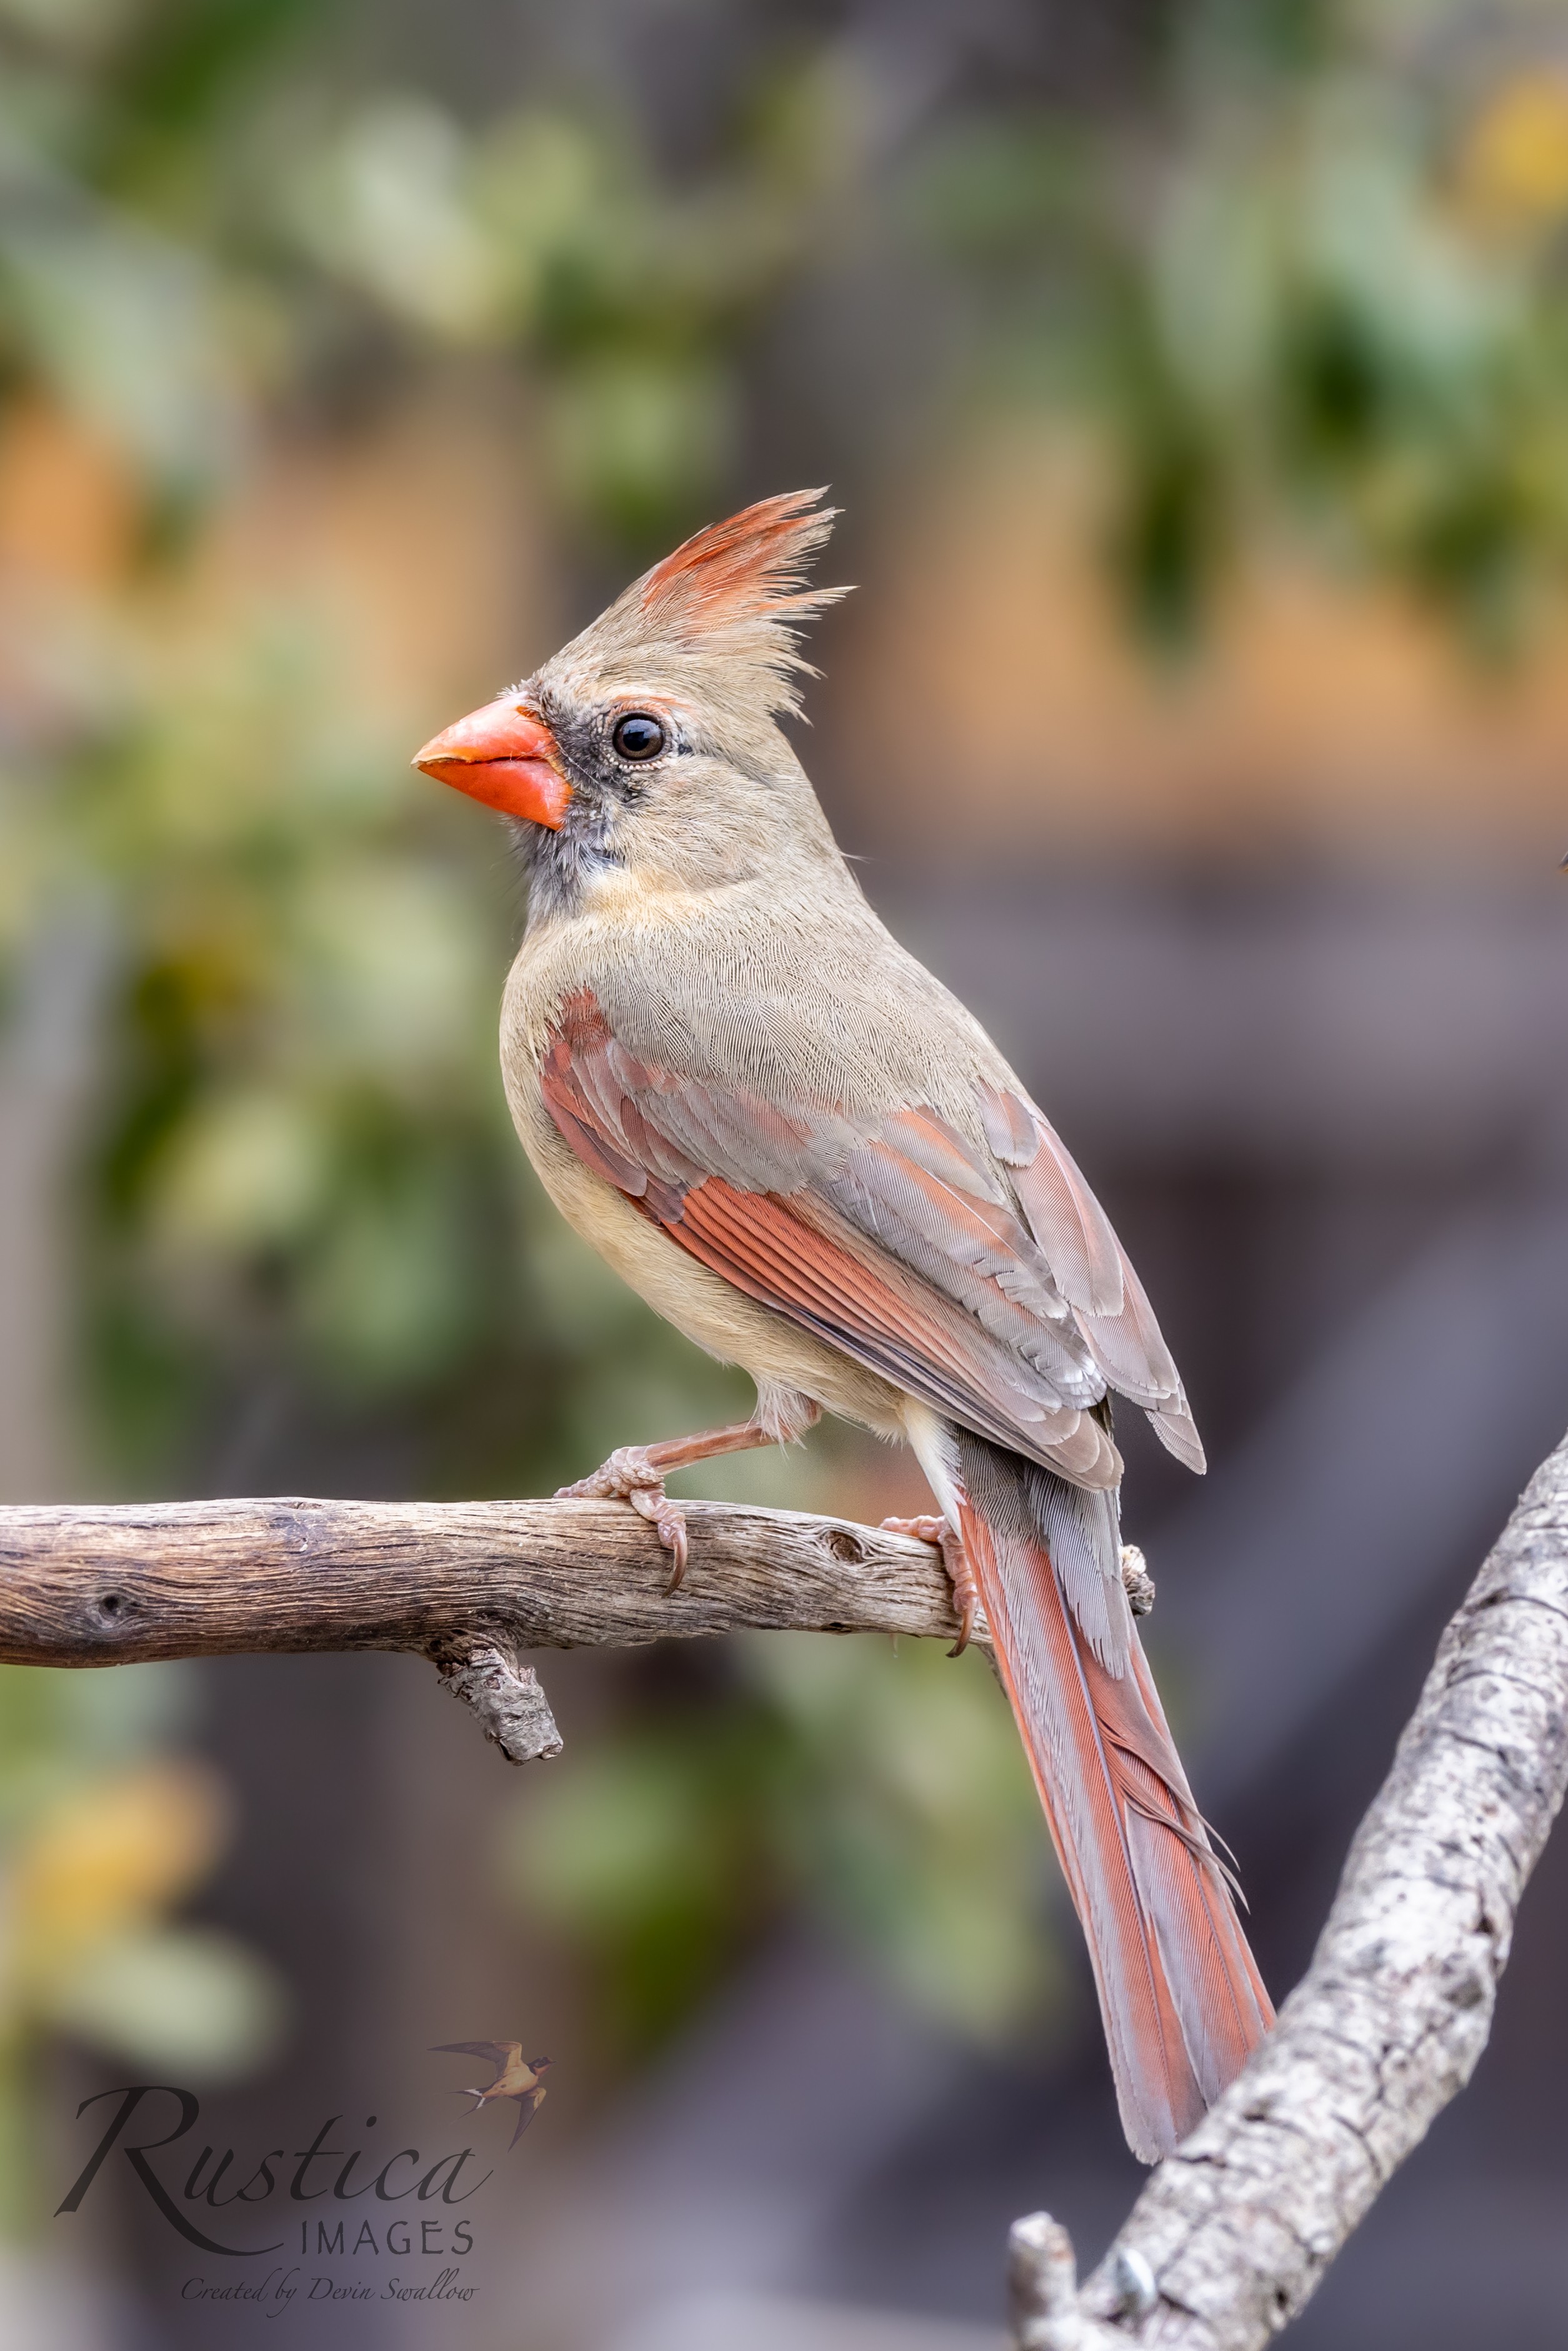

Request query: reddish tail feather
[{"left": 954, "top": 1469, "right": 1272, "bottom": 2160}]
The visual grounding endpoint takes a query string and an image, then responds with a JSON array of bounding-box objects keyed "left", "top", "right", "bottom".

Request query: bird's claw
[
  {"left": 881, "top": 1513, "right": 981, "bottom": 1656},
  {"left": 557, "top": 1445, "right": 690, "bottom": 1592},
  {"left": 627, "top": 1482, "right": 690, "bottom": 1591}
]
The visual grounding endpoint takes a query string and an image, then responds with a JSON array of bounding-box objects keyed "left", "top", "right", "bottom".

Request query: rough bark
[
  {"left": 0, "top": 1495, "right": 959, "bottom": 1755},
  {"left": 1009, "top": 1427, "right": 1568, "bottom": 2348}
]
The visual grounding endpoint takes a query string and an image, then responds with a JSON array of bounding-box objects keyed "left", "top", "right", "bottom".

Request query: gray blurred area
[{"left": 2, "top": 1, "right": 1567, "bottom": 2347}]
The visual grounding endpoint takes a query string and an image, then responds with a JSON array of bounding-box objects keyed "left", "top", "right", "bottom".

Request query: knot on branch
[
  {"left": 1009, "top": 2215, "right": 1159, "bottom": 2349},
  {"left": 1009, "top": 2214, "right": 1090, "bottom": 2349},
  {"left": 434, "top": 1642, "right": 562, "bottom": 1765}
]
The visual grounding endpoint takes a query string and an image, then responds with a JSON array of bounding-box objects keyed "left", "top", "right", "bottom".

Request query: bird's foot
[
  {"left": 882, "top": 1513, "right": 981, "bottom": 1657},
  {"left": 557, "top": 1445, "right": 689, "bottom": 1591}
]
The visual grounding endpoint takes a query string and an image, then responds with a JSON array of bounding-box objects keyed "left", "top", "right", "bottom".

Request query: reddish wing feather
[
  {"left": 541, "top": 992, "right": 1199, "bottom": 1482},
  {"left": 539, "top": 996, "right": 1117, "bottom": 1484},
  {"left": 981, "top": 1084, "right": 1124, "bottom": 1317}
]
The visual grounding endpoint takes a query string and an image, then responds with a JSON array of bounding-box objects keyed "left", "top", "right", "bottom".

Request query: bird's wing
[
  {"left": 509, "top": 2089, "right": 545, "bottom": 2150},
  {"left": 431, "top": 2042, "right": 510, "bottom": 2077},
  {"left": 975, "top": 1082, "right": 1203, "bottom": 1470},
  {"left": 539, "top": 988, "right": 1197, "bottom": 1484}
]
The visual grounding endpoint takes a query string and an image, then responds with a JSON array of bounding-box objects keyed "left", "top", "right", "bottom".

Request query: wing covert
[{"left": 539, "top": 989, "right": 1201, "bottom": 1485}]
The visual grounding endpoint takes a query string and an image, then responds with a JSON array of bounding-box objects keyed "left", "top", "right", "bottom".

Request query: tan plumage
[{"left": 414, "top": 489, "right": 1272, "bottom": 2161}]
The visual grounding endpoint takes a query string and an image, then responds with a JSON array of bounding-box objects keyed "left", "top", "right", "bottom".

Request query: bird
[
  {"left": 432, "top": 2043, "right": 551, "bottom": 2147},
  {"left": 412, "top": 488, "right": 1273, "bottom": 2162}
]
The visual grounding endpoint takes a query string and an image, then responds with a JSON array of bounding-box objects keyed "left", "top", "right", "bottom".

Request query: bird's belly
[{"left": 511, "top": 1082, "right": 908, "bottom": 1439}]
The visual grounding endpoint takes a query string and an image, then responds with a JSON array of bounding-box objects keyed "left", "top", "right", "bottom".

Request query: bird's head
[{"left": 413, "top": 489, "right": 849, "bottom": 917}]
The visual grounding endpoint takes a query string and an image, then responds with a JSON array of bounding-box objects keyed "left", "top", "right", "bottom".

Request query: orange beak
[{"left": 412, "top": 695, "right": 572, "bottom": 829}]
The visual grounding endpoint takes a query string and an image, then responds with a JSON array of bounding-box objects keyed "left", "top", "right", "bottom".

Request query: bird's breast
[{"left": 497, "top": 946, "right": 907, "bottom": 1439}]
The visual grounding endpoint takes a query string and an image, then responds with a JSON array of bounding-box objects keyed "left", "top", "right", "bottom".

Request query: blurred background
[{"left": 1, "top": 0, "right": 1567, "bottom": 2343}]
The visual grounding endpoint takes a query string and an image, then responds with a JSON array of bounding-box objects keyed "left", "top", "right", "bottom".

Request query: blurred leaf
[
  {"left": 1458, "top": 69, "right": 1568, "bottom": 229},
  {"left": 500, "top": 1632, "right": 1054, "bottom": 2059},
  {"left": 42, "top": 1922, "right": 288, "bottom": 2077},
  {"left": 0, "top": 204, "right": 238, "bottom": 494},
  {"left": 282, "top": 98, "right": 509, "bottom": 341},
  {"left": 154, "top": 1086, "right": 329, "bottom": 1252},
  {"left": 745, "top": 1634, "right": 1056, "bottom": 2040},
  {"left": 106, "top": 0, "right": 321, "bottom": 147},
  {"left": 546, "top": 355, "right": 737, "bottom": 544},
  {"left": 7, "top": 1758, "right": 229, "bottom": 1977},
  {"left": 501, "top": 1711, "right": 781, "bottom": 2057}
]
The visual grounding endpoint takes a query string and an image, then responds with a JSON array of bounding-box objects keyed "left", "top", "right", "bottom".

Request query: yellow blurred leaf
[
  {"left": 1461, "top": 73, "right": 1568, "bottom": 227},
  {"left": 8, "top": 1760, "right": 230, "bottom": 1980}
]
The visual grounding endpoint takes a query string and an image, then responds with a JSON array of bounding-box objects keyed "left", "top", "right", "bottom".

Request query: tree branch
[
  {"left": 4, "top": 1440, "right": 1565, "bottom": 2340},
  {"left": 0, "top": 1495, "right": 962, "bottom": 1756},
  {"left": 1008, "top": 1425, "right": 1568, "bottom": 2349}
]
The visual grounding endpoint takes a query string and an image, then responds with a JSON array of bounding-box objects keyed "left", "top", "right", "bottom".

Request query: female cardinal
[{"left": 414, "top": 489, "right": 1272, "bottom": 2160}]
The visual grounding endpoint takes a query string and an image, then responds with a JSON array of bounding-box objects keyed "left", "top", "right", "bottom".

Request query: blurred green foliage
[
  {"left": 916, "top": 1, "right": 1568, "bottom": 644},
  {"left": 0, "top": 0, "right": 842, "bottom": 545},
  {"left": 501, "top": 1634, "right": 1052, "bottom": 2064},
  {"left": 0, "top": 1659, "right": 285, "bottom": 2229},
  {"left": 0, "top": 0, "right": 847, "bottom": 1480},
  {"left": 66, "top": 616, "right": 540, "bottom": 1470},
  {"left": 6, "top": 0, "right": 1568, "bottom": 2130},
  {"left": 0, "top": 0, "right": 1047, "bottom": 2114}
]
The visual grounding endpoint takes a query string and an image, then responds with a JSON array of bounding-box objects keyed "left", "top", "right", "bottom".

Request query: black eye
[{"left": 612, "top": 712, "right": 666, "bottom": 762}]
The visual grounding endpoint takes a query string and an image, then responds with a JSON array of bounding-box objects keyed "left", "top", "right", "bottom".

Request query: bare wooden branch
[
  {"left": 0, "top": 1495, "right": 959, "bottom": 1659},
  {"left": 1008, "top": 1425, "right": 1568, "bottom": 2351},
  {"left": 0, "top": 1495, "right": 963, "bottom": 1760}
]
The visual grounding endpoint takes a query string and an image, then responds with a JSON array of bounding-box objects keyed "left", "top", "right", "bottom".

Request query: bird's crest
[
  {"left": 564, "top": 488, "right": 849, "bottom": 721},
  {"left": 637, "top": 488, "right": 841, "bottom": 638}
]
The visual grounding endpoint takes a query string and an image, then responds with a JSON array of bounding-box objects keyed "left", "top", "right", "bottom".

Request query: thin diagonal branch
[{"left": 1009, "top": 1425, "right": 1568, "bottom": 2350}]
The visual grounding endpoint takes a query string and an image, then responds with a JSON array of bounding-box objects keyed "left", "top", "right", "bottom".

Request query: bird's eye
[{"left": 612, "top": 713, "right": 666, "bottom": 762}]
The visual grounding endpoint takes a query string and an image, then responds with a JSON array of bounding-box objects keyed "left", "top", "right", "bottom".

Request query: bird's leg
[
  {"left": 558, "top": 1397, "right": 821, "bottom": 1593},
  {"left": 881, "top": 1513, "right": 981, "bottom": 1657}
]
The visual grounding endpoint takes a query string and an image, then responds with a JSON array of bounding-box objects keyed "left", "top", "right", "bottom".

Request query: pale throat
[{"left": 571, "top": 862, "right": 717, "bottom": 922}]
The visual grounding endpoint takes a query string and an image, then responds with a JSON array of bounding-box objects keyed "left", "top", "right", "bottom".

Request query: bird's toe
[
  {"left": 882, "top": 1514, "right": 982, "bottom": 1655},
  {"left": 880, "top": 1513, "right": 947, "bottom": 1544},
  {"left": 629, "top": 1484, "right": 689, "bottom": 1589},
  {"left": 560, "top": 1447, "right": 689, "bottom": 1589},
  {"left": 556, "top": 1442, "right": 661, "bottom": 1502}
]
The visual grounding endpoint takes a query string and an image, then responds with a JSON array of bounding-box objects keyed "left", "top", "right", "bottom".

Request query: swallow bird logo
[{"left": 432, "top": 2044, "right": 550, "bottom": 2150}]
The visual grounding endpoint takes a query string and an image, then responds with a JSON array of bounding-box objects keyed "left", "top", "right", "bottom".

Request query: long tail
[{"left": 943, "top": 1427, "right": 1272, "bottom": 2162}]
